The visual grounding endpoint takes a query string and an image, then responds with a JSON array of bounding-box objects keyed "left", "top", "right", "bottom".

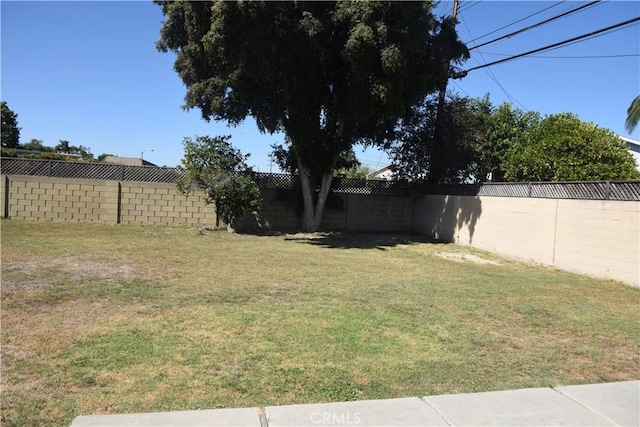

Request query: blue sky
[{"left": 2, "top": 1, "right": 638, "bottom": 171}]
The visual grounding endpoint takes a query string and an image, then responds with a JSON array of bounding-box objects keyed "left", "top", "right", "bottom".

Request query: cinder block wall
[
  {"left": 253, "top": 189, "right": 300, "bottom": 230},
  {"left": 337, "top": 193, "right": 413, "bottom": 232},
  {"left": 1, "top": 175, "right": 411, "bottom": 232},
  {"left": 4, "top": 174, "right": 637, "bottom": 286},
  {"left": 1, "top": 175, "right": 216, "bottom": 227},
  {"left": 253, "top": 189, "right": 413, "bottom": 232},
  {"left": 2, "top": 175, "right": 119, "bottom": 223},
  {"left": 119, "top": 182, "right": 216, "bottom": 226},
  {"left": 414, "top": 195, "right": 640, "bottom": 287},
  {"left": 553, "top": 200, "right": 639, "bottom": 287}
]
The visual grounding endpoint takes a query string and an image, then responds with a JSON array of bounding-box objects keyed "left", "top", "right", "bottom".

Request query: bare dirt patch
[
  {"left": 1, "top": 256, "right": 138, "bottom": 291},
  {"left": 436, "top": 252, "right": 502, "bottom": 265}
]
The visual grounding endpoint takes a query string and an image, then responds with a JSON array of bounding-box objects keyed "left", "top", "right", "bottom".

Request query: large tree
[
  {"left": 390, "top": 93, "right": 480, "bottom": 184},
  {"left": 156, "top": 1, "right": 468, "bottom": 231},
  {"left": 503, "top": 113, "right": 640, "bottom": 182},
  {"left": 473, "top": 97, "right": 540, "bottom": 182},
  {"left": 22, "top": 139, "right": 53, "bottom": 152},
  {"left": 1, "top": 101, "right": 21, "bottom": 149}
]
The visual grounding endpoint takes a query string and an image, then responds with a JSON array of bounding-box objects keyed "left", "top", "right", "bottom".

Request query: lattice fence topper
[
  {"left": 1, "top": 157, "right": 639, "bottom": 200},
  {"left": 253, "top": 173, "right": 410, "bottom": 195},
  {"left": 0, "top": 158, "right": 182, "bottom": 183},
  {"left": 477, "top": 181, "right": 640, "bottom": 201}
]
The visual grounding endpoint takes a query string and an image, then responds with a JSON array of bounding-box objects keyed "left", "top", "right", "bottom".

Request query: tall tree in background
[
  {"left": 391, "top": 94, "right": 479, "bottom": 183},
  {"left": 625, "top": 95, "right": 640, "bottom": 134},
  {"left": 473, "top": 97, "right": 540, "bottom": 182},
  {"left": 22, "top": 139, "right": 53, "bottom": 152},
  {"left": 1, "top": 101, "right": 21, "bottom": 148},
  {"left": 156, "top": 1, "right": 468, "bottom": 231},
  {"left": 52, "top": 140, "right": 94, "bottom": 159},
  {"left": 504, "top": 113, "right": 640, "bottom": 182},
  {"left": 55, "top": 140, "right": 71, "bottom": 153}
]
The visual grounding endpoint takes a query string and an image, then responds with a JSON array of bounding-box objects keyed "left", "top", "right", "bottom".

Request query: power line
[
  {"left": 467, "top": 1, "right": 602, "bottom": 51},
  {"left": 535, "top": 23, "right": 638, "bottom": 55},
  {"left": 478, "top": 52, "right": 639, "bottom": 59},
  {"left": 464, "top": 0, "right": 566, "bottom": 45},
  {"left": 451, "top": 80, "right": 470, "bottom": 97},
  {"left": 453, "top": 16, "right": 640, "bottom": 78},
  {"left": 458, "top": 0, "right": 481, "bottom": 14},
  {"left": 434, "top": 0, "right": 452, "bottom": 18},
  {"left": 458, "top": 14, "right": 528, "bottom": 110}
]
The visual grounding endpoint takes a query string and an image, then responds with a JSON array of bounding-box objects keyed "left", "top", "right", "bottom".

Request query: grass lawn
[{"left": 1, "top": 219, "right": 638, "bottom": 426}]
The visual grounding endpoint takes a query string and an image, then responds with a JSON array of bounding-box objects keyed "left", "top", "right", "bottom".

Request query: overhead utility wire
[
  {"left": 458, "top": 0, "right": 481, "bottom": 14},
  {"left": 479, "top": 51, "right": 638, "bottom": 59},
  {"left": 465, "top": 0, "right": 565, "bottom": 45},
  {"left": 468, "top": 0, "right": 601, "bottom": 51},
  {"left": 538, "top": 24, "right": 636, "bottom": 53},
  {"left": 452, "top": 16, "right": 640, "bottom": 78},
  {"left": 458, "top": 14, "right": 528, "bottom": 110}
]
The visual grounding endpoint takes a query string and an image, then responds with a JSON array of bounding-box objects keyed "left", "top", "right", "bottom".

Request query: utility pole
[{"left": 431, "top": 0, "right": 460, "bottom": 185}]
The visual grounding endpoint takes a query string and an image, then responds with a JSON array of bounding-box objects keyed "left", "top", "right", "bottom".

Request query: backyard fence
[
  {"left": 1, "top": 157, "right": 639, "bottom": 200},
  {"left": 475, "top": 181, "right": 640, "bottom": 201},
  {"left": 2, "top": 158, "right": 638, "bottom": 286},
  {"left": 0, "top": 157, "right": 182, "bottom": 183},
  {"left": 0, "top": 158, "right": 411, "bottom": 196}
]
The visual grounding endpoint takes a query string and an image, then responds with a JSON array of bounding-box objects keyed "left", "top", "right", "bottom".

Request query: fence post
[
  {"left": 3, "top": 175, "right": 9, "bottom": 219},
  {"left": 120, "top": 165, "right": 125, "bottom": 181},
  {"left": 605, "top": 181, "right": 611, "bottom": 200},
  {"left": 528, "top": 182, "right": 532, "bottom": 198},
  {"left": 116, "top": 182, "right": 122, "bottom": 224},
  {"left": 48, "top": 160, "right": 52, "bottom": 177}
]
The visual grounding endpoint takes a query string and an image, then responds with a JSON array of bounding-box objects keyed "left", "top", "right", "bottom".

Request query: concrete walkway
[{"left": 71, "top": 380, "right": 639, "bottom": 427}]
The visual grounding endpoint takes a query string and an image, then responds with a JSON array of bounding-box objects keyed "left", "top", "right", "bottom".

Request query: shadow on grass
[{"left": 282, "top": 231, "right": 446, "bottom": 250}]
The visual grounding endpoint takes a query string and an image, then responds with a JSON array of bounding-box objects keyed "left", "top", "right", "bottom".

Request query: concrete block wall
[
  {"left": 338, "top": 193, "right": 412, "bottom": 232},
  {"left": 119, "top": 182, "right": 216, "bottom": 226},
  {"left": 553, "top": 200, "right": 639, "bottom": 287},
  {"left": 254, "top": 189, "right": 301, "bottom": 230},
  {"left": 460, "top": 196, "right": 557, "bottom": 265},
  {"left": 252, "top": 190, "right": 413, "bottom": 232},
  {"left": 1, "top": 175, "right": 216, "bottom": 227},
  {"left": 3, "top": 174, "right": 637, "bottom": 286},
  {"left": 2, "top": 175, "right": 119, "bottom": 223},
  {"left": 414, "top": 195, "right": 640, "bottom": 287}
]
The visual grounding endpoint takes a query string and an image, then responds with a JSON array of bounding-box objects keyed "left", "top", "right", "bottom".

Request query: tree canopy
[
  {"left": 54, "top": 140, "right": 93, "bottom": 159},
  {"left": 391, "top": 94, "right": 480, "bottom": 184},
  {"left": 503, "top": 113, "right": 640, "bottom": 182},
  {"left": 1, "top": 101, "right": 21, "bottom": 149},
  {"left": 472, "top": 97, "right": 540, "bottom": 182},
  {"left": 156, "top": 1, "right": 468, "bottom": 230},
  {"left": 390, "top": 94, "right": 639, "bottom": 184}
]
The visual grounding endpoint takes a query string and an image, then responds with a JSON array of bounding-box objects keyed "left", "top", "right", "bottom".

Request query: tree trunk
[{"left": 296, "top": 152, "right": 334, "bottom": 232}]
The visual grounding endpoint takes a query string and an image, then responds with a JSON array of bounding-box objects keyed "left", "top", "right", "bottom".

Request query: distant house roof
[
  {"left": 619, "top": 135, "right": 640, "bottom": 152},
  {"left": 104, "top": 156, "right": 157, "bottom": 167},
  {"left": 367, "top": 164, "right": 396, "bottom": 181},
  {"left": 619, "top": 135, "right": 640, "bottom": 172}
]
